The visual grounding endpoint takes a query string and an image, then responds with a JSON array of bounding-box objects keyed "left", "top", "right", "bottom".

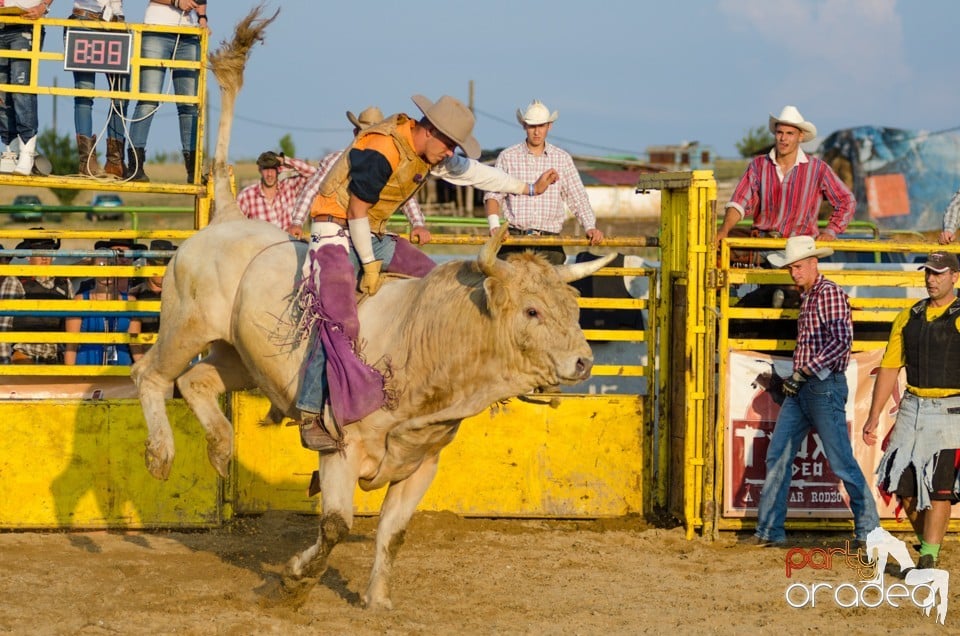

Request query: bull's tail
[{"left": 207, "top": 4, "right": 279, "bottom": 223}]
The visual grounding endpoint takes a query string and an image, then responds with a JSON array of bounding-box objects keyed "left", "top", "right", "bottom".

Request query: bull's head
[{"left": 476, "top": 225, "right": 616, "bottom": 388}]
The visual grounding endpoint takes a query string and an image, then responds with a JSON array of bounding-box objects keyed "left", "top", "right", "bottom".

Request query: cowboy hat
[
  {"left": 16, "top": 228, "right": 59, "bottom": 251},
  {"left": 768, "top": 105, "right": 817, "bottom": 142},
  {"left": 766, "top": 236, "right": 833, "bottom": 268},
  {"left": 346, "top": 106, "right": 384, "bottom": 130},
  {"left": 919, "top": 250, "right": 960, "bottom": 273},
  {"left": 516, "top": 100, "right": 558, "bottom": 126},
  {"left": 411, "top": 94, "right": 481, "bottom": 159}
]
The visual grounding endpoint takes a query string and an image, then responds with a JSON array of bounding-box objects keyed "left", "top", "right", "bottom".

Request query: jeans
[
  {"left": 128, "top": 32, "right": 198, "bottom": 151},
  {"left": 0, "top": 28, "right": 41, "bottom": 143},
  {"left": 73, "top": 70, "right": 129, "bottom": 140},
  {"left": 755, "top": 372, "right": 879, "bottom": 542}
]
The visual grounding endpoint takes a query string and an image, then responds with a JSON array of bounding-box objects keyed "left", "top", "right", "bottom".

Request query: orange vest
[{"left": 309, "top": 114, "right": 430, "bottom": 233}]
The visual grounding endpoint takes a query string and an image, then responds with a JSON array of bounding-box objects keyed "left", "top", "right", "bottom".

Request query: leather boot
[
  {"left": 103, "top": 138, "right": 125, "bottom": 178},
  {"left": 126, "top": 146, "right": 149, "bottom": 182},
  {"left": 76, "top": 134, "right": 103, "bottom": 176},
  {"left": 183, "top": 150, "right": 199, "bottom": 184}
]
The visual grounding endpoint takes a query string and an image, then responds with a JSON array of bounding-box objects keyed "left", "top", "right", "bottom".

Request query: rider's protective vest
[
  {"left": 903, "top": 297, "right": 960, "bottom": 389},
  {"left": 310, "top": 114, "right": 430, "bottom": 233}
]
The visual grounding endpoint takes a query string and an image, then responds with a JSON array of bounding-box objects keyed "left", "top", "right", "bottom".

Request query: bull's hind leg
[
  {"left": 175, "top": 342, "right": 255, "bottom": 478},
  {"left": 132, "top": 325, "right": 212, "bottom": 481},
  {"left": 264, "top": 437, "right": 364, "bottom": 608},
  {"left": 364, "top": 453, "right": 440, "bottom": 610}
]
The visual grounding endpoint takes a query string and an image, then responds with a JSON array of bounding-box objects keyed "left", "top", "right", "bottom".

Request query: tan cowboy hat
[
  {"left": 516, "top": 99, "right": 558, "bottom": 126},
  {"left": 411, "top": 94, "right": 481, "bottom": 159},
  {"left": 768, "top": 105, "right": 817, "bottom": 142},
  {"left": 767, "top": 236, "right": 833, "bottom": 268},
  {"left": 346, "top": 106, "right": 384, "bottom": 130}
]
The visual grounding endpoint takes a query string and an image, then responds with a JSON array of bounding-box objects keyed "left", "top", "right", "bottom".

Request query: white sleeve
[{"left": 432, "top": 155, "right": 528, "bottom": 194}]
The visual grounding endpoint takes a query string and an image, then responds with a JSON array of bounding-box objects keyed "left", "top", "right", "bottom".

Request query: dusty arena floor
[{"left": 0, "top": 512, "right": 952, "bottom": 635}]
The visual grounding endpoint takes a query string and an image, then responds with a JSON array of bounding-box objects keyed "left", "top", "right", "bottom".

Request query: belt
[
  {"left": 750, "top": 228, "right": 782, "bottom": 239},
  {"left": 313, "top": 215, "right": 348, "bottom": 228},
  {"left": 507, "top": 226, "right": 558, "bottom": 237},
  {"left": 11, "top": 350, "right": 57, "bottom": 365},
  {"left": 71, "top": 9, "right": 125, "bottom": 22}
]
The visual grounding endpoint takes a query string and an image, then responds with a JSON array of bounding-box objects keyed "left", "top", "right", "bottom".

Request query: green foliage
[
  {"left": 735, "top": 126, "right": 775, "bottom": 158},
  {"left": 152, "top": 150, "right": 175, "bottom": 164},
  {"left": 36, "top": 129, "right": 80, "bottom": 205},
  {"left": 278, "top": 133, "right": 296, "bottom": 158}
]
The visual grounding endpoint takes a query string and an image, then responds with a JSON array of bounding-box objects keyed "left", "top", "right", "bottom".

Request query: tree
[
  {"left": 735, "top": 126, "right": 774, "bottom": 158},
  {"left": 278, "top": 133, "right": 295, "bottom": 158},
  {"left": 37, "top": 129, "right": 81, "bottom": 205}
]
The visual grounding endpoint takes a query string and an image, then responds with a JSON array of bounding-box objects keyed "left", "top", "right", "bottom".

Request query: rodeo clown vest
[
  {"left": 13, "top": 277, "right": 71, "bottom": 332},
  {"left": 310, "top": 114, "right": 430, "bottom": 234},
  {"left": 903, "top": 297, "right": 960, "bottom": 390}
]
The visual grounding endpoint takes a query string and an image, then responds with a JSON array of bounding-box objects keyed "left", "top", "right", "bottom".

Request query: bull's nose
[{"left": 575, "top": 357, "right": 593, "bottom": 379}]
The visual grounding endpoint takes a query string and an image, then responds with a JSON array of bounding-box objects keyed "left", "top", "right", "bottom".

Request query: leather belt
[
  {"left": 313, "top": 215, "right": 348, "bottom": 228},
  {"left": 750, "top": 228, "right": 782, "bottom": 239},
  {"left": 507, "top": 226, "right": 558, "bottom": 237},
  {"left": 71, "top": 9, "right": 125, "bottom": 22}
]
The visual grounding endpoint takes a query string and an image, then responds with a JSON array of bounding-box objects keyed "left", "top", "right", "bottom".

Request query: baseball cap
[{"left": 919, "top": 251, "right": 960, "bottom": 274}]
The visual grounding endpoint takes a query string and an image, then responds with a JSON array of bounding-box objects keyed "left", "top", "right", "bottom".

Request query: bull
[{"left": 132, "top": 7, "right": 615, "bottom": 610}]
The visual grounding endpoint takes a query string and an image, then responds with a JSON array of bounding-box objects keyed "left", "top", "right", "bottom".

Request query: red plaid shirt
[
  {"left": 236, "top": 157, "right": 317, "bottom": 230},
  {"left": 794, "top": 274, "right": 852, "bottom": 375},
  {"left": 726, "top": 149, "right": 855, "bottom": 237}
]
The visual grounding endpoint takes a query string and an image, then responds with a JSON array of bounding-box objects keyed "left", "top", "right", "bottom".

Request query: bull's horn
[
  {"left": 555, "top": 252, "right": 618, "bottom": 282},
  {"left": 478, "top": 223, "right": 513, "bottom": 277}
]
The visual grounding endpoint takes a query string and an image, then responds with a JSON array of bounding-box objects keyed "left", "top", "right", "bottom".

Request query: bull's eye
[{"left": 526, "top": 307, "right": 540, "bottom": 319}]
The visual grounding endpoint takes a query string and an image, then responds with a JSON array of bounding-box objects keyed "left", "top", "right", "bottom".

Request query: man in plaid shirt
[
  {"left": 939, "top": 187, "right": 959, "bottom": 245},
  {"left": 745, "top": 236, "right": 879, "bottom": 546},
  {"left": 0, "top": 236, "right": 72, "bottom": 364},
  {"left": 484, "top": 99, "right": 603, "bottom": 265},
  {"left": 717, "top": 105, "right": 855, "bottom": 243},
  {"left": 236, "top": 151, "right": 317, "bottom": 234}
]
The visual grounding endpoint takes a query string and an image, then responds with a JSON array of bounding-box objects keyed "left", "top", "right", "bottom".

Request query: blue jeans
[
  {"left": 128, "top": 32, "right": 198, "bottom": 151},
  {"left": 0, "top": 28, "right": 41, "bottom": 144},
  {"left": 73, "top": 70, "right": 129, "bottom": 140},
  {"left": 755, "top": 372, "right": 879, "bottom": 542}
]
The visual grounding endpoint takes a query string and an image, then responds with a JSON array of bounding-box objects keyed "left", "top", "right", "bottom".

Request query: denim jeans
[
  {"left": 73, "top": 70, "right": 129, "bottom": 140},
  {"left": 128, "top": 32, "right": 198, "bottom": 151},
  {"left": 755, "top": 372, "right": 879, "bottom": 542},
  {"left": 0, "top": 28, "right": 41, "bottom": 144}
]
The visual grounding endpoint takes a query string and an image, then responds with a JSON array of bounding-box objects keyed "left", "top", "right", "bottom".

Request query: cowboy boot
[
  {"left": 13, "top": 135, "right": 37, "bottom": 176},
  {"left": 76, "top": 134, "right": 103, "bottom": 176},
  {"left": 125, "top": 146, "right": 149, "bottom": 182},
  {"left": 183, "top": 150, "right": 205, "bottom": 184},
  {"left": 103, "top": 138, "right": 125, "bottom": 178}
]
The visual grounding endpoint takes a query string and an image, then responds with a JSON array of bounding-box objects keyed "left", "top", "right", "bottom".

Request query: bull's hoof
[
  {"left": 256, "top": 574, "right": 318, "bottom": 609},
  {"left": 144, "top": 441, "right": 173, "bottom": 480},
  {"left": 362, "top": 593, "right": 393, "bottom": 611},
  {"left": 206, "top": 441, "right": 232, "bottom": 479},
  {"left": 363, "top": 580, "right": 393, "bottom": 611}
]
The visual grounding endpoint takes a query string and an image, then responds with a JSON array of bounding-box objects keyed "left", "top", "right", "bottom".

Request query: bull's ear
[{"left": 482, "top": 276, "right": 511, "bottom": 316}]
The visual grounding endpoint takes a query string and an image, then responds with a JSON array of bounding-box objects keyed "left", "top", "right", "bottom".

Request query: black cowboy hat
[
  {"left": 94, "top": 238, "right": 136, "bottom": 251},
  {"left": 15, "top": 237, "right": 60, "bottom": 251}
]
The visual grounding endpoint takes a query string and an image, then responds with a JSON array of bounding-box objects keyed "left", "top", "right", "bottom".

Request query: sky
[{"left": 38, "top": 0, "right": 960, "bottom": 162}]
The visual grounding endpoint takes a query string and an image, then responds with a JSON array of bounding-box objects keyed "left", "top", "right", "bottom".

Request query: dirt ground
[{"left": 0, "top": 511, "right": 952, "bottom": 635}]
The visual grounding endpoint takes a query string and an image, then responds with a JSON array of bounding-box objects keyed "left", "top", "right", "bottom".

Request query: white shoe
[{"left": 13, "top": 135, "right": 37, "bottom": 176}]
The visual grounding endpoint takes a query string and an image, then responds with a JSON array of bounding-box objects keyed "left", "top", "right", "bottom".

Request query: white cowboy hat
[
  {"left": 516, "top": 100, "right": 559, "bottom": 126},
  {"left": 768, "top": 105, "right": 817, "bottom": 142},
  {"left": 766, "top": 235, "right": 833, "bottom": 268},
  {"left": 411, "top": 94, "right": 481, "bottom": 159}
]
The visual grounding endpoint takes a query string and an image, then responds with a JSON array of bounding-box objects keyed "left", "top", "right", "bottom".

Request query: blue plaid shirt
[{"left": 794, "top": 274, "right": 852, "bottom": 375}]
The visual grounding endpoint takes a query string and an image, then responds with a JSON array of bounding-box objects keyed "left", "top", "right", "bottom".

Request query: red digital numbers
[{"left": 69, "top": 34, "right": 127, "bottom": 71}]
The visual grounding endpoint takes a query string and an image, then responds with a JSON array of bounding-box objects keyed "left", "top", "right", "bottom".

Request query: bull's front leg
[
  {"left": 364, "top": 453, "right": 440, "bottom": 610},
  {"left": 261, "top": 439, "right": 363, "bottom": 608}
]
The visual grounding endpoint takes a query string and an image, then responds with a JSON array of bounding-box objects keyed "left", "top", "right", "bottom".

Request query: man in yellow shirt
[{"left": 863, "top": 250, "right": 960, "bottom": 571}]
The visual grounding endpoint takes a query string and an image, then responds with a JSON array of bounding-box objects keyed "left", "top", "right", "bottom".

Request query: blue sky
[{"left": 40, "top": 0, "right": 960, "bottom": 161}]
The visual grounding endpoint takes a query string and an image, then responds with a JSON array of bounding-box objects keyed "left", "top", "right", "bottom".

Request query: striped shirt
[
  {"left": 236, "top": 157, "right": 317, "bottom": 230},
  {"left": 943, "top": 187, "right": 960, "bottom": 234},
  {"left": 289, "top": 149, "right": 426, "bottom": 229},
  {"left": 794, "top": 274, "right": 852, "bottom": 375},
  {"left": 483, "top": 141, "right": 596, "bottom": 234},
  {"left": 0, "top": 275, "right": 73, "bottom": 361},
  {"left": 726, "top": 148, "right": 855, "bottom": 237}
]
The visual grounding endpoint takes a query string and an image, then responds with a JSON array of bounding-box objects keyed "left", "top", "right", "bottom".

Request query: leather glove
[
  {"left": 782, "top": 371, "right": 808, "bottom": 398},
  {"left": 360, "top": 260, "right": 383, "bottom": 295}
]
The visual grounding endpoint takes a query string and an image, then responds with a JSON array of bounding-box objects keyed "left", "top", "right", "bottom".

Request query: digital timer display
[{"left": 63, "top": 29, "right": 133, "bottom": 74}]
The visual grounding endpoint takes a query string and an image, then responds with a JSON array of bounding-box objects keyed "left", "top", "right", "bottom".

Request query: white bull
[{"left": 132, "top": 7, "right": 615, "bottom": 610}]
